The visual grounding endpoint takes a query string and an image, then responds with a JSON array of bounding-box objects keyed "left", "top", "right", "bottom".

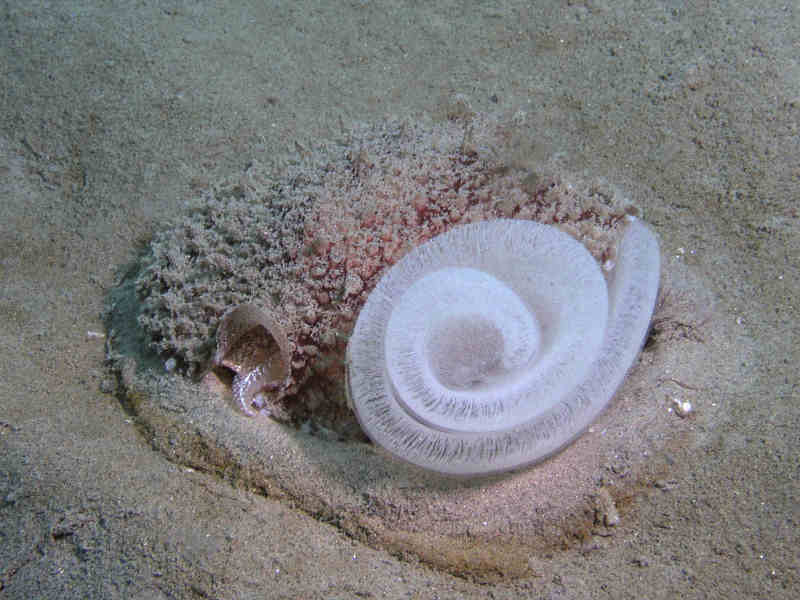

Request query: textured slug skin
[{"left": 346, "top": 218, "right": 660, "bottom": 476}]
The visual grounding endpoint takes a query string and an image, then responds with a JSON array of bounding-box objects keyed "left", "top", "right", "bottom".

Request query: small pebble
[
  {"left": 99, "top": 378, "right": 117, "bottom": 394},
  {"left": 672, "top": 397, "right": 693, "bottom": 417},
  {"left": 595, "top": 487, "right": 620, "bottom": 527}
]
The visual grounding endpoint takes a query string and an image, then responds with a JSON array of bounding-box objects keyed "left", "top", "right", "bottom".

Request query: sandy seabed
[{"left": 1, "top": 2, "right": 797, "bottom": 598}]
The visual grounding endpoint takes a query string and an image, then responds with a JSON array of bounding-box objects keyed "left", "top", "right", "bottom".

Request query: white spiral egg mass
[{"left": 346, "top": 217, "right": 660, "bottom": 476}]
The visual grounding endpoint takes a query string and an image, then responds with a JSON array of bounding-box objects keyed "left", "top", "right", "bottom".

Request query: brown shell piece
[{"left": 212, "top": 303, "right": 292, "bottom": 415}]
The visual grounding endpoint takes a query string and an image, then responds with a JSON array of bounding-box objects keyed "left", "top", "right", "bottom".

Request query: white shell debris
[{"left": 671, "top": 397, "right": 693, "bottom": 417}]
